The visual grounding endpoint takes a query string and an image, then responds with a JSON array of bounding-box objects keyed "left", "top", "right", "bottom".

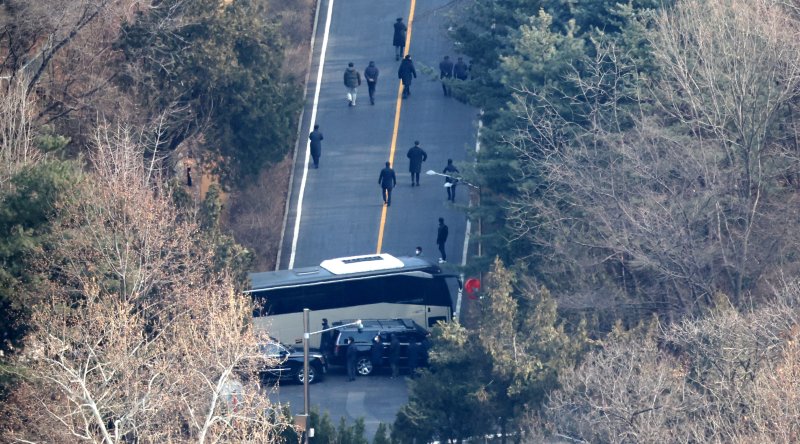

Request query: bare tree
[
  {"left": 545, "top": 327, "right": 701, "bottom": 444},
  {"left": 506, "top": 0, "right": 800, "bottom": 316},
  {"left": 3, "top": 122, "right": 293, "bottom": 443},
  {"left": 544, "top": 283, "right": 800, "bottom": 443},
  {"left": 1, "top": 0, "right": 141, "bottom": 132},
  {"left": 0, "top": 76, "right": 41, "bottom": 185}
]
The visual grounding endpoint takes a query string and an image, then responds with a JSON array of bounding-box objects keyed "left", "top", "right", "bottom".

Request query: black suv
[
  {"left": 328, "top": 319, "right": 429, "bottom": 376},
  {"left": 257, "top": 341, "right": 327, "bottom": 384}
]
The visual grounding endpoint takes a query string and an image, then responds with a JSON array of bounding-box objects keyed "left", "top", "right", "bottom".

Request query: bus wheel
[{"left": 356, "top": 358, "right": 373, "bottom": 376}]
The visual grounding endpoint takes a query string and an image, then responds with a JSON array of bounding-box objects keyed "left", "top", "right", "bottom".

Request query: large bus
[{"left": 247, "top": 253, "right": 460, "bottom": 346}]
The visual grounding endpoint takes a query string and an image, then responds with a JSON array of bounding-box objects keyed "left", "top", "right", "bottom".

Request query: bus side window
[
  {"left": 343, "top": 279, "right": 383, "bottom": 306},
  {"left": 385, "top": 276, "right": 425, "bottom": 304},
  {"left": 304, "top": 283, "right": 345, "bottom": 312},
  {"left": 429, "top": 278, "right": 453, "bottom": 307}
]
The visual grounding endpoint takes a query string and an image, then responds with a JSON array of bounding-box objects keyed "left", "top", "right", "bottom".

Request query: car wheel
[
  {"left": 295, "top": 365, "right": 319, "bottom": 384},
  {"left": 356, "top": 357, "right": 373, "bottom": 376}
]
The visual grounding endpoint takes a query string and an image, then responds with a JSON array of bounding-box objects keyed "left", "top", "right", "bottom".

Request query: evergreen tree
[
  {"left": 478, "top": 258, "right": 587, "bottom": 435},
  {"left": 450, "top": 0, "right": 666, "bottom": 276},
  {"left": 372, "top": 423, "right": 390, "bottom": 444},
  {"left": 394, "top": 321, "right": 494, "bottom": 443},
  {"left": 0, "top": 160, "right": 82, "bottom": 396},
  {"left": 116, "top": 0, "right": 301, "bottom": 181}
]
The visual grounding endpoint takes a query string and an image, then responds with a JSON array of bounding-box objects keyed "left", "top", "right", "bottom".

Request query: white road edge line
[
  {"left": 288, "top": 0, "right": 335, "bottom": 270},
  {"left": 276, "top": 0, "right": 324, "bottom": 270},
  {"left": 456, "top": 117, "right": 483, "bottom": 320}
]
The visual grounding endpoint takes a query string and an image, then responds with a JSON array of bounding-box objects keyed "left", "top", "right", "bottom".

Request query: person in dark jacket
[
  {"left": 389, "top": 334, "right": 401, "bottom": 378},
  {"left": 364, "top": 61, "right": 379, "bottom": 105},
  {"left": 443, "top": 158, "right": 460, "bottom": 202},
  {"left": 309, "top": 124, "right": 323, "bottom": 169},
  {"left": 439, "top": 55, "right": 454, "bottom": 96},
  {"left": 393, "top": 18, "right": 407, "bottom": 61},
  {"left": 408, "top": 340, "right": 420, "bottom": 377},
  {"left": 346, "top": 337, "right": 358, "bottom": 381},
  {"left": 454, "top": 57, "right": 469, "bottom": 80},
  {"left": 343, "top": 62, "right": 362, "bottom": 106},
  {"left": 437, "top": 217, "right": 449, "bottom": 263},
  {"left": 319, "top": 318, "right": 333, "bottom": 361},
  {"left": 370, "top": 335, "right": 383, "bottom": 374},
  {"left": 406, "top": 140, "right": 427, "bottom": 186},
  {"left": 398, "top": 55, "right": 417, "bottom": 99},
  {"left": 378, "top": 161, "right": 397, "bottom": 206}
]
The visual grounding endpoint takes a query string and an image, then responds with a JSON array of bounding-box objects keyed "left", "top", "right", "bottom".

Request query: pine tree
[
  {"left": 116, "top": 0, "right": 301, "bottom": 181},
  {"left": 372, "top": 423, "right": 390, "bottom": 444}
]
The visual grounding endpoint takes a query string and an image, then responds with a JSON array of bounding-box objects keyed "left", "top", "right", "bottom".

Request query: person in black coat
[
  {"left": 406, "top": 141, "right": 427, "bottom": 186},
  {"left": 393, "top": 18, "right": 407, "bottom": 61},
  {"left": 437, "top": 217, "right": 449, "bottom": 263},
  {"left": 370, "top": 335, "right": 383, "bottom": 374},
  {"left": 346, "top": 337, "right": 358, "bottom": 381},
  {"left": 439, "top": 55, "right": 454, "bottom": 96},
  {"left": 398, "top": 55, "right": 417, "bottom": 99},
  {"left": 364, "top": 61, "right": 379, "bottom": 105},
  {"left": 319, "top": 318, "right": 332, "bottom": 355},
  {"left": 309, "top": 124, "right": 323, "bottom": 169},
  {"left": 389, "top": 334, "right": 401, "bottom": 378},
  {"left": 443, "top": 158, "right": 460, "bottom": 202},
  {"left": 454, "top": 57, "right": 469, "bottom": 80},
  {"left": 378, "top": 161, "right": 397, "bottom": 206}
]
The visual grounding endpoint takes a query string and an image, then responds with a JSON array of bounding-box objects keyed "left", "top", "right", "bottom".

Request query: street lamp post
[
  {"left": 425, "top": 169, "right": 480, "bottom": 190},
  {"left": 299, "top": 310, "right": 362, "bottom": 444}
]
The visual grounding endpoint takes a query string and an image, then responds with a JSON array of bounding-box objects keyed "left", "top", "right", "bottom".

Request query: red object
[{"left": 464, "top": 278, "right": 480, "bottom": 299}]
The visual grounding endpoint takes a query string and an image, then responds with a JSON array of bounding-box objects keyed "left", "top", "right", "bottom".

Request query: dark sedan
[{"left": 259, "top": 341, "right": 327, "bottom": 384}]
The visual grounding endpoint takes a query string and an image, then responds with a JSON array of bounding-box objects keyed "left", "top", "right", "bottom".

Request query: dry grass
[{"left": 225, "top": 155, "right": 293, "bottom": 271}]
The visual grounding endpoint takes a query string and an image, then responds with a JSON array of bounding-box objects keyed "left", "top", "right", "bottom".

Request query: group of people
[
  {"left": 308, "top": 16, "right": 472, "bottom": 263},
  {"left": 344, "top": 18, "right": 471, "bottom": 106}
]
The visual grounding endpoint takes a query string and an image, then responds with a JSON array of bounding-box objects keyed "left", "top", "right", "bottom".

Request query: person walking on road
[
  {"left": 309, "top": 124, "right": 323, "bottom": 169},
  {"left": 344, "top": 62, "right": 362, "bottom": 107},
  {"left": 439, "top": 55, "right": 454, "bottom": 96},
  {"left": 365, "top": 61, "right": 379, "bottom": 105},
  {"left": 437, "top": 217, "right": 449, "bottom": 263},
  {"left": 393, "top": 18, "right": 407, "bottom": 61},
  {"left": 378, "top": 161, "right": 397, "bottom": 206},
  {"left": 398, "top": 55, "right": 417, "bottom": 99},
  {"left": 443, "top": 158, "right": 460, "bottom": 202},
  {"left": 406, "top": 140, "right": 427, "bottom": 186},
  {"left": 370, "top": 335, "right": 383, "bottom": 374},
  {"left": 389, "top": 334, "right": 401, "bottom": 378},
  {"left": 346, "top": 337, "right": 358, "bottom": 381},
  {"left": 454, "top": 57, "right": 469, "bottom": 80}
]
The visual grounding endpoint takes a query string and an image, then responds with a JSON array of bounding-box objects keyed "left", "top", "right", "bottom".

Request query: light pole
[
  {"left": 425, "top": 169, "right": 479, "bottom": 190},
  {"left": 299, "top": 309, "right": 362, "bottom": 444}
]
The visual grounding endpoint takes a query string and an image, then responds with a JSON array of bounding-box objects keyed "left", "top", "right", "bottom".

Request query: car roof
[{"left": 333, "top": 318, "right": 426, "bottom": 333}]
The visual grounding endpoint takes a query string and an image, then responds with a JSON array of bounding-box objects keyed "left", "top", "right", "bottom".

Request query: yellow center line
[{"left": 377, "top": 0, "right": 417, "bottom": 254}]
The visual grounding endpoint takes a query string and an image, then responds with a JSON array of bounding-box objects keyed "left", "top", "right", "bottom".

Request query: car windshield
[{"left": 260, "top": 342, "right": 289, "bottom": 357}]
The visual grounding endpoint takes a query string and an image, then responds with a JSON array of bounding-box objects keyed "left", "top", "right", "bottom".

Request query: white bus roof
[
  {"left": 319, "top": 253, "right": 405, "bottom": 275},
  {"left": 247, "top": 254, "right": 443, "bottom": 293}
]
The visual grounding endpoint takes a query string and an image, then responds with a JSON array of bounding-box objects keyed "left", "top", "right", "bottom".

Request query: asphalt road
[
  {"left": 267, "top": 366, "right": 411, "bottom": 440},
  {"left": 278, "top": 0, "right": 478, "bottom": 269},
  {"left": 271, "top": 0, "right": 478, "bottom": 437}
]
